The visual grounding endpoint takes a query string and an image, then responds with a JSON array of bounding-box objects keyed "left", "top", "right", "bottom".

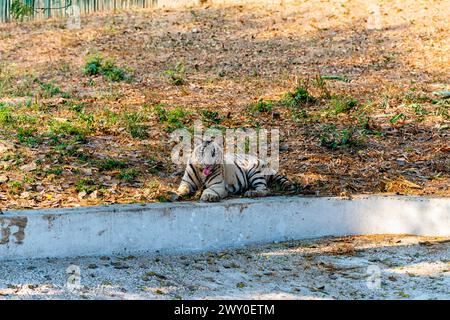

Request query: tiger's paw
[
  {"left": 244, "top": 190, "right": 269, "bottom": 198},
  {"left": 200, "top": 190, "right": 221, "bottom": 202}
]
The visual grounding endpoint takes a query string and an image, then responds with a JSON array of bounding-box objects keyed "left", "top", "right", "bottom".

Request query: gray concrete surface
[
  {"left": 0, "top": 235, "right": 448, "bottom": 300},
  {"left": 1, "top": 196, "right": 449, "bottom": 260}
]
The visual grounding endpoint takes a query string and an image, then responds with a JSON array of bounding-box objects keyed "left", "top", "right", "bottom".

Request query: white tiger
[{"left": 173, "top": 140, "right": 295, "bottom": 202}]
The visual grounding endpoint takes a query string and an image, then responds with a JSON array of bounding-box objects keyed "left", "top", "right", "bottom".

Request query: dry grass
[{"left": 0, "top": 0, "right": 448, "bottom": 209}]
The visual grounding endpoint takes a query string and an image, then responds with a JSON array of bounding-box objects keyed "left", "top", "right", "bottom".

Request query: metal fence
[{"left": 0, "top": 0, "right": 199, "bottom": 22}]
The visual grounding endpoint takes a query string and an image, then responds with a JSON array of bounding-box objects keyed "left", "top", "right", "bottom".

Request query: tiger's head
[{"left": 191, "top": 140, "right": 223, "bottom": 176}]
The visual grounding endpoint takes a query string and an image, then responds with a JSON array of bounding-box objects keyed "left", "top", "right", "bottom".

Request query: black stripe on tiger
[
  {"left": 252, "top": 181, "right": 266, "bottom": 188},
  {"left": 208, "top": 188, "right": 220, "bottom": 197},
  {"left": 250, "top": 176, "right": 266, "bottom": 188},
  {"left": 268, "top": 174, "right": 295, "bottom": 191},
  {"left": 246, "top": 160, "right": 260, "bottom": 180},
  {"left": 189, "top": 164, "right": 202, "bottom": 185},
  {"left": 182, "top": 178, "right": 197, "bottom": 192},
  {"left": 234, "top": 160, "right": 248, "bottom": 187},
  {"left": 186, "top": 170, "right": 198, "bottom": 186},
  {"left": 234, "top": 172, "right": 244, "bottom": 192},
  {"left": 206, "top": 169, "right": 221, "bottom": 185},
  {"left": 208, "top": 181, "right": 223, "bottom": 188}
]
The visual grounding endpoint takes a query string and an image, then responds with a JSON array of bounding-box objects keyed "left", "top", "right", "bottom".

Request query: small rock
[
  {"left": 111, "top": 261, "right": 130, "bottom": 269},
  {"left": 163, "top": 280, "right": 177, "bottom": 287},
  {"left": 20, "top": 162, "right": 37, "bottom": 172},
  {"left": 396, "top": 158, "right": 407, "bottom": 166},
  {"left": 145, "top": 271, "right": 166, "bottom": 280},
  {"left": 193, "top": 265, "right": 205, "bottom": 271},
  {"left": 312, "top": 285, "right": 326, "bottom": 292},
  {"left": 279, "top": 144, "right": 290, "bottom": 152},
  {"left": 0, "top": 142, "right": 12, "bottom": 153},
  {"left": 192, "top": 27, "right": 200, "bottom": 33},
  {"left": 223, "top": 262, "right": 240, "bottom": 269},
  {"left": 204, "top": 276, "right": 215, "bottom": 282},
  {"left": 208, "top": 266, "right": 220, "bottom": 272},
  {"left": 78, "top": 191, "right": 87, "bottom": 200},
  {"left": 20, "top": 192, "right": 30, "bottom": 199},
  {"left": 81, "top": 168, "right": 93, "bottom": 176},
  {"left": 388, "top": 276, "right": 397, "bottom": 282},
  {"left": 187, "top": 285, "right": 197, "bottom": 292},
  {"left": 89, "top": 190, "right": 98, "bottom": 200}
]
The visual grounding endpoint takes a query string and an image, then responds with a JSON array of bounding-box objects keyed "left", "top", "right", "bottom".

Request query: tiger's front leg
[
  {"left": 176, "top": 181, "right": 192, "bottom": 198},
  {"left": 201, "top": 183, "right": 228, "bottom": 202},
  {"left": 172, "top": 164, "right": 201, "bottom": 201},
  {"left": 200, "top": 169, "right": 228, "bottom": 202}
]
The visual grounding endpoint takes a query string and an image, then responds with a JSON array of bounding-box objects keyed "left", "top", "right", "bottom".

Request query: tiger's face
[{"left": 191, "top": 140, "right": 223, "bottom": 176}]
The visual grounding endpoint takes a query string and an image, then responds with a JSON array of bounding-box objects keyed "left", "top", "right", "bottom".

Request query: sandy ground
[{"left": 0, "top": 234, "right": 448, "bottom": 300}]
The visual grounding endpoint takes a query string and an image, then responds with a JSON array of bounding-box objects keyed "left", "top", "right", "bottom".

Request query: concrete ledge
[{"left": 1, "top": 195, "right": 449, "bottom": 260}]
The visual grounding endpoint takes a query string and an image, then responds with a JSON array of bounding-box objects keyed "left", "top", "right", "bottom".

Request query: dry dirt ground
[
  {"left": 0, "top": 0, "right": 449, "bottom": 210},
  {"left": 0, "top": 235, "right": 448, "bottom": 300}
]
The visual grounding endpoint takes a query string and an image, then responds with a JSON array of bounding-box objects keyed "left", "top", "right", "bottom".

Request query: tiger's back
[{"left": 222, "top": 154, "right": 294, "bottom": 195}]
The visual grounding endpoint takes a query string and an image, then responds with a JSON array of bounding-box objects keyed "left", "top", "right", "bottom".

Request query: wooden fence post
[{"left": 45, "top": 0, "right": 51, "bottom": 18}]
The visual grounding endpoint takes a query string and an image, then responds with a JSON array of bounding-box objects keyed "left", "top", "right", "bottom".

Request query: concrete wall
[{"left": 0, "top": 195, "right": 449, "bottom": 260}]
